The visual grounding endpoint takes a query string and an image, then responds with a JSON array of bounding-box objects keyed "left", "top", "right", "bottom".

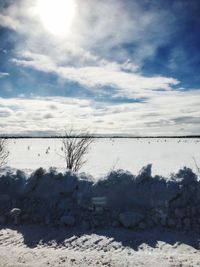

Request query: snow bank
[{"left": 0, "top": 165, "right": 200, "bottom": 231}]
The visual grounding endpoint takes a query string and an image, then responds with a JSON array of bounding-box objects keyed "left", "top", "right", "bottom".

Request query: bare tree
[
  {"left": 62, "top": 128, "right": 94, "bottom": 172},
  {"left": 0, "top": 138, "right": 9, "bottom": 168}
]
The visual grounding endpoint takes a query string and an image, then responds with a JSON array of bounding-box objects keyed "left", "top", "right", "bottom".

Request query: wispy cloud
[
  {"left": 0, "top": 14, "right": 19, "bottom": 30},
  {"left": 12, "top": 51, "right": 179, "bottom": 99},
  {"left": 0, "top": 91, "right": 199, "bottom": 135},
  {"left": 0, "top": 72, "right": 9, "bottom": 78},
  {"left": 1, "top": 0, "right": 180, "bottom": 99},
  {"left": 0, "top": 0, "right": 199, "bottom": 135}
]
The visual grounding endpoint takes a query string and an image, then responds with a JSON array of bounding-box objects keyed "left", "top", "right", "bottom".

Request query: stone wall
[{"left": 0, "top": 165, "right": 200, "bottom": 231}]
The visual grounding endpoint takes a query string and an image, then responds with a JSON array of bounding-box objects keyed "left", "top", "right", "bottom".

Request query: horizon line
[{"left": 1, "top": 134, "right": 200, "bottom": 139}]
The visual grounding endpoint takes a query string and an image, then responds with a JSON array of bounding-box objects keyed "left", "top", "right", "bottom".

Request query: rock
[
  {"left": 175, "top": 220, "right": 182, "bottom": 229},
  {"left": 0, "top": 194, "right": 10, "bottom": 204},
  {"left": 81, "top": 220, "right": 90, "bottom": 230},
  {"left": 147, "top": 219, "right": 155, "bottom": 228},
  {"left": 45, "top": 216, "right": 50, "bottom": 225},
  {"left": 160, "top": 217, "right": 167, "bottom": 227},
  {"left": 21, "top": 214, "right": 28, "bottom": 222},
  {"left": 16, "top": 170, "right": 26, "bottom": 180},
  {"left": 0, "top": 215, "right": 6, "bottom": 225},
  {"left": 112, "top": 220, "right": 120, "bottom": 228},
  {"left": 167, "top": 218, "right": 176, "bottom": 228},
  {"left": 174, "top": 208, "right": 185, "bottom": 219},
  {"left": 119, "top": 211, "right": 144, "bottom": 228},
  {"left": 183, "top": 218, "right": 190, "bottom": 229},
  {"left": 60, "top": 215, "right": 75, "bottom": 226},
  {"left": 191, "top": 207, "right": 196, "bottom": 216},
  {"left": 91, "top": 218, "right": 100, "bottom": 228},
  {"left": 138, "top": 222, "right": 147, "bottom": 229},
  {"left": 136, "top": 164, "right": 152, "bottom": 182},
  {"left": 10, "top": 208, "right": 21, "bottom": 225}
]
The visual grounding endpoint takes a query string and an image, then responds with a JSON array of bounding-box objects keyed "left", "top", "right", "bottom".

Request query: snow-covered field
[
  {"left": 7, "top": 138, "right": 200, "bottom": 178},
  {"left": 1, "top": 137, "right": 200, "bottom": 267}
]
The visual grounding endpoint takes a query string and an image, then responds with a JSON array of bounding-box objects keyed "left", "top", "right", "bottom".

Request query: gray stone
[
  {"left": 137, "top": 164, "right": 152, "bottom": 181},
  {"left": 10, "top": 208, "right": 21, "bottom": 225},
  {"left": 174, "top": 208, "right": 185, "bottom": 219},
  {"left": 81, "top": 220, "right": 90, "bottom": 230},
  {"left": 60, "top": 215, "right": 75, "bottom": 226},
  {"left": 160, "top": 217, "right": 167, "bottom": 226},
  {"left": 112, "top": 220, "right": 120, "bottom": 228},
  {"left": 138, "top": 222, "right": 147, "bottom": 229},
  {"left": 119, "top": 211, "right": 144, "bottom": 228},
  {"left": 0, "top": 194, "right": 10, "bottom": 204},
  {"left": 0, "top": 215, "right": 6, "bottom": 225},
  {"left": 183, "top": 218, "right": 190, "bottom": 229},
  {"left": 147, "top": 219, "right": 155, "bottom": 228},
  {"left": 167, "top": 218, "right": 176, "bottom": 228}
]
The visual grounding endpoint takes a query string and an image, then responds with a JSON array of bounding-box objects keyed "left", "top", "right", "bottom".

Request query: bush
[
  {"left": 0, "top": 138, "right": 9, "bottom": 168},
  {"left": 62, "top": 128, "right": 94, "bottom": 172}
]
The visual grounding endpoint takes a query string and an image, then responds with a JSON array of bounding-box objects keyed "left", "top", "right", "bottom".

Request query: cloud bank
[
  {"left": 0, "top": 91, "right": 199, "bottom": 135},
  {"left": 0, "top": 0, "right": 199, "bottom": 135}
]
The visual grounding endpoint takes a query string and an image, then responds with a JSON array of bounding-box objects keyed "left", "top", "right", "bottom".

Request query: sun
[{"left": 36, "top": 0, "right": 76, "bottom": 36}]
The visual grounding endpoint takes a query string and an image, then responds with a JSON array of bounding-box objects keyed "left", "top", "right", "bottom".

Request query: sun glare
[{"left": 36, "top": 0, "right": 76, "bottom": 36}]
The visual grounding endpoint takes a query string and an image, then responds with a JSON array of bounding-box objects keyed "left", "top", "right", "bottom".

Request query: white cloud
[
  {"left": 0, "top": 0, "right": 199, "bottom": 135},
  {"left": 12, "top": 51, "right": 179, "bottom": 99},
  {"left": 0, "top": 0, "right": 179, "bottom": 67},
  {"left": 1, "top": 0, "right": 180, "bottom": 99},
  {"left": 0, "top": 14, "right": 19, "bottom": 30},
  {"left": 0, "top": 72, "right": 9, "bottom": 78},
  {"left": 0, "top": 92, "right": 199, "bottom": 135}
]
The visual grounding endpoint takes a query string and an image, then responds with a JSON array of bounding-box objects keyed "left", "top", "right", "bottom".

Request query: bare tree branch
[
  {"left": 62, "top": 128, "right": 94, "bottom": 172},
  {"left": 0, "top": 138, "right": 9, "bottom": 168}
]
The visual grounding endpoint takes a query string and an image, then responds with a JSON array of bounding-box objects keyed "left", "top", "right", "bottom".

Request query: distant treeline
[{"left": 0, "top": 135, "right": 200, "bottom": 139}]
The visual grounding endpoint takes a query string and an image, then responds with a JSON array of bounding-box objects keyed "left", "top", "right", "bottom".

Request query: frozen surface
[
  {"left": 6, "top": 138, "right": 200, "bottom": 178},
  {"left": 0, "top": 226, "right": 200, "bottom": 267}
]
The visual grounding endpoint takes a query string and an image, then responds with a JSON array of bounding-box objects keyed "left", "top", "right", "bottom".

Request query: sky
[{"left": 0, "top": 0, "right": 200, "bottom": 136}]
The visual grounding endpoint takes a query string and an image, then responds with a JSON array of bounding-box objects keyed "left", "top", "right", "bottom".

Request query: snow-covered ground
[
  {"left": 7, "top": 138, "right": 200, "bottom": 178},
  {"left": 1, "top": 137, "right": 200, "bottom": 267},
  {"left": 0, "top": 226, "right": 200, "bottom": 267}
]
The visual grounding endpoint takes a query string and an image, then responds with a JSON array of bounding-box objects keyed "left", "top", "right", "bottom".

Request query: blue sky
[{"left": 0, "top": 0, "right": 200, "bottom": 135}]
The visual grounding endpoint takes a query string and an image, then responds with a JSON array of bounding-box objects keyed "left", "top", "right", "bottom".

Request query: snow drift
[{"left": 0, "top": 165, "right": 200, "bottom": 231}]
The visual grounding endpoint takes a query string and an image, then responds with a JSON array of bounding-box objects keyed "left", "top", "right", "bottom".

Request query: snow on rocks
[
  {"left": 0, "top": 215, "right": 6, "bottom": 225},
  {"left": 0, "top": 165, "right": 200, "bottom": 231},
  {"left": 119, "top": 211, "right": 145, "bottom": 228},
  {"left": 60, "top": 215, "right": 75, "bottom": 226},
  {"left": 136, "top": 164, "right": 152, "bottom": 182},
  {"left": 10, "top": 208, "right": 21, "bottom": 225}
]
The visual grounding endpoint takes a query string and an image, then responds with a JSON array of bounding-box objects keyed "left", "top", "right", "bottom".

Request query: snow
[
  {"left": 0, "top": 226, "right": 200, "bottom": 267},
  {"left": 6, "top": 138, "right": 200, "bottom": 178},
  {"left": 1, "top": 137, "right": 200, "bottom": 266}
]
